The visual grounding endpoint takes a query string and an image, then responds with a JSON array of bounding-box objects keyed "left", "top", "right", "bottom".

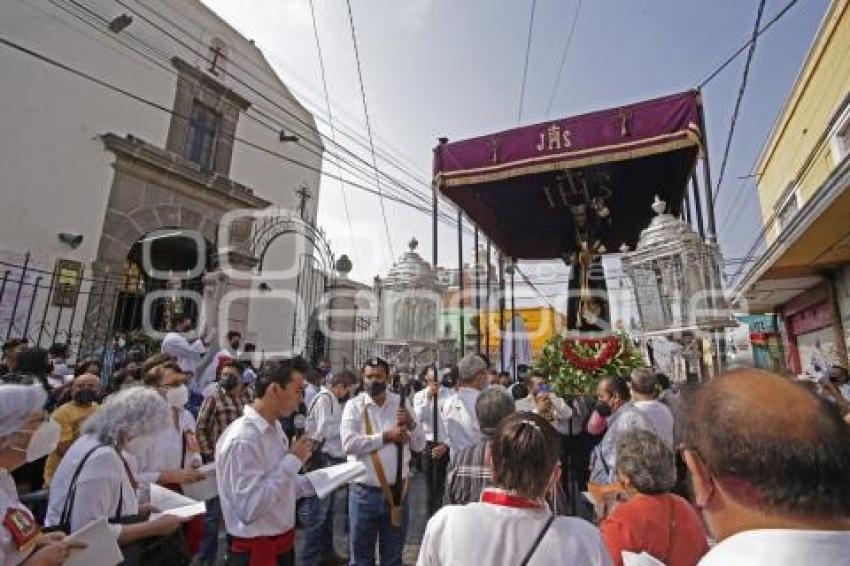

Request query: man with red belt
[{"left": 216, "top": 356, "right": 315, "bottom": 566}]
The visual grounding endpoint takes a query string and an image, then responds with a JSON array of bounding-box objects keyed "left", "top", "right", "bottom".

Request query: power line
[
  {"left": 697, "top": 0, "right": 800, "bottom": 88},
  {"left": 516, "top": 0, "right": 537, "bottom": 123},
  {"left": 713, "top": 0, "right": 766, "bottom": 204},
  {"left": 545, "top": 0, "right": 582, "bottom": 117},
  {"left": 307, "top": 0, "right": 358, "bottom": 261},
  {"left": 344, "top": 0, "right": 394, "bottom": 259}
]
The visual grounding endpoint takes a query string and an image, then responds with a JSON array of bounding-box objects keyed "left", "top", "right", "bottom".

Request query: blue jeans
[
  {"left": 348, "top": 483, "right": 408, "bottom": 566},
  {"left": 299, "top": 456, "right": 346, "bottom": 565},
  {"left": 201, "top": 496, "right": 222, "bottom": 564}
]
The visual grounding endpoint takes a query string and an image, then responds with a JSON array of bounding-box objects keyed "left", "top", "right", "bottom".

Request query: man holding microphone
[{"left": 341, "top": 358, "right": 425, "bottom": 566}]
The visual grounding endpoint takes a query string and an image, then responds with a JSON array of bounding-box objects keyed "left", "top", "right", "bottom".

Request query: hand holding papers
[
  {"left": 305, "top": 461, "right": 367, "bottom": 499},
  {"left": 149, "top": 483, "right": 206, "bottom": 520},
  {"left": 63, "top": 518, "right": 123, "bottom": 566},
  {"left": 180, "top": 462, "right": 217, "bottom": 501}
]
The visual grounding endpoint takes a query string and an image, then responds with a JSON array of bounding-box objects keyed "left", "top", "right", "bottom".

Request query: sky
[{"left": 200, "top": 0, "right": 830, "bottom": 312}]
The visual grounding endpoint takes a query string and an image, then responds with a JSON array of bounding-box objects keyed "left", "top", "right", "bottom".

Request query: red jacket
[{"left": 600, "top": 493, "right": 709, "bottom": 566}]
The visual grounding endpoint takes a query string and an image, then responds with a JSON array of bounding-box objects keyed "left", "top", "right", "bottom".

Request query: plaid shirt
[
  {"left": 444, "top": 437, "right": 569, "bottom": 513},
  {"left": 444, "top": 439, "right": 491, "bottom": 506},
  {"left": 196, "top": 385, "right": 254, "bottom": 458}
]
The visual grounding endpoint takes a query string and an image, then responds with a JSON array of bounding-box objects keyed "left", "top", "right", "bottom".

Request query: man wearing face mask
[
  {"left": 341, "top": 358, "right": 425, "bottom": 566},
  {"left": 412, "top": 366, "right": 452, "bottom": 518},
  {"left": 216, "top": 357, "right": 316, "bottom": 566},
  {"left": 196, "top": 360, "right": 254, "bottom": 566},
  {"left": 299, "top": 370, "right": 354, "bottom": 566},
  {"left": 589, "top": 376, "right": 652, "bottom": 490},
  {"left": 683, "top": 369, "right": 850, "bottom": 565},
  {"left": 0, "top": 383, "right": 84, "bottom": 565},
  {"left": 43, "top": 373, "right": 100, "bottom": 486}
]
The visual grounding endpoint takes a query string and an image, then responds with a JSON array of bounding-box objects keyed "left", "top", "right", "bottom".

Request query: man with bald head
[{"left": 682, "top": 368, "right": 850, "bottom": 564}]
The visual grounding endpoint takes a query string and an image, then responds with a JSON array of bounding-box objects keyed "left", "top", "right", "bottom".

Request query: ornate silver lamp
[
  {"left": 373, "top": 238, "right": 446, "bottom": 375},
  {"left": 620, "top": 195, "right": 735, "bottom": 338}
]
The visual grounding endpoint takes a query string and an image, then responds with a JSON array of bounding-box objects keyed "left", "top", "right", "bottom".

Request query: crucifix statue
[
  {"left": 295, "top": 184, "right": 312, "bottom": 221},
  {"left": 208, "top": 44, "right": 225, "bottom": 76}
]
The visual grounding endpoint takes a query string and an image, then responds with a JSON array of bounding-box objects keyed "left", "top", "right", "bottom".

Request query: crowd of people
[{"left": 2, "top": 326, "right": 850, "bottom": 566}]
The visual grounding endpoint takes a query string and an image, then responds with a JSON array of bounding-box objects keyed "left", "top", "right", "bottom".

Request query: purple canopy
[{"left": 434, "top": 91, "right": 703, "bottom": 259}]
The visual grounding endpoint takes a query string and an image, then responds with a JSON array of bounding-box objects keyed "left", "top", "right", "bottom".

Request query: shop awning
[{"left": 434, "top": 91, "right": 703, "bottom": 259}]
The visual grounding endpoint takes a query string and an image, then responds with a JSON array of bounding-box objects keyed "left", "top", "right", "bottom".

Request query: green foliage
[{"left": 533, "top": 333, "right": 647, "bottom": 396}]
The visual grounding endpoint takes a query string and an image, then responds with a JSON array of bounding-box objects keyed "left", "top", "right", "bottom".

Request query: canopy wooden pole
[{"left": 457, "top": 209, "right": 465, "bottom": 356}]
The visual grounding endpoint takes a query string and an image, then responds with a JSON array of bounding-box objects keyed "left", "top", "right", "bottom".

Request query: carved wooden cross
[
  {"left": 296, "top": 185, "right": 312, "bottom": 220},
  {"left": 208, "top": 45, "right": 224, "bottom": 75}
]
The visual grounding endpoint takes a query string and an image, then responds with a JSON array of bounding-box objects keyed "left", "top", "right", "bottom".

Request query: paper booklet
[
  {"left": 180, "top": 462, "right": 217, "bottom": 501},
  {"left": 622, "top": 551, "right": 666, "bottom": 566},
  {"left": 305, "top": 461, "right": 368, "bottom": 499},
  {"left": 64, "top": 518, "right": 123, "bottom": 566},
  {"left": 149, "top": 483, "right": 206, "bottom": 520}
]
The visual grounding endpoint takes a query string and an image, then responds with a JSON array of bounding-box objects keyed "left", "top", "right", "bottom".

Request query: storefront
[{"left": 780, "top": 283, "right": 845, "bottom": 376}]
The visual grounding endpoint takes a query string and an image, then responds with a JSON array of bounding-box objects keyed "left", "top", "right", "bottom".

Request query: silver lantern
[{"left": 620, "top": 196, "right": 735, "bottom": 335}]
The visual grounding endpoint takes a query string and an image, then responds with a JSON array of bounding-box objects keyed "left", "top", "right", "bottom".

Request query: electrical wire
[
  {"left": 713, "top": 0, "right": 766, "bottom": 203},
  {"left": 344, "top": 0, "right": 394, "bottom": 259},
  {"left": 516, "top": 0, "right": 537, "bottom": 123},
  {"left": 544, "top": 0, "right": 582, "bottom": 117},
  {"left": 307, "top": 0, "right": 358, "bottom": 261},
  {"left": 696, "top": 0, "right": 800, "bottom": 88}
]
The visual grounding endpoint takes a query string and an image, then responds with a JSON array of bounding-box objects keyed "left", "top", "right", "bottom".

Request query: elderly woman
[
  {"left": 45, "top": 388, "right": 186, "bottom": 550},
  {"left": 1, "top": 383, "right": 81, "bottom": 565},
  {"left": 600, "top": 429, "right": 708, "bottom": 566},
  {"left": 419, "top": 412, "right": 612, "bottom": 566}
]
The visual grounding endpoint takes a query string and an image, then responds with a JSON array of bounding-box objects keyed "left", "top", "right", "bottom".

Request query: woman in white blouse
[
  {"left": 0, "top": 383, "right": 78, "bottom": 566},
  {"left": 46, "top": 387, "right": 186, "bottom": 545},
  {"left": 418, "top": 412, "right": 613, "bottom": 566}
]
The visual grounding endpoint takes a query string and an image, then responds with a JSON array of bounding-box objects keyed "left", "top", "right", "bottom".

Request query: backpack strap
[{"left": 520, "top": 514, "right": 555, "bottom": 566}]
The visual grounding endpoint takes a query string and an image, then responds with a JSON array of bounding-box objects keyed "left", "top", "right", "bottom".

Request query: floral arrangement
[{"left": 534, "top": 332, "right": 646, "bottom": 396}]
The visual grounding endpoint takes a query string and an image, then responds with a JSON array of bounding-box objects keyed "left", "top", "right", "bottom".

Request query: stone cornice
[
  {"left": 171, "top": 56, "right": 251, "bottom": 110},
  {"left": 101, "top": 133, "right": 270, "bottom": 210}
]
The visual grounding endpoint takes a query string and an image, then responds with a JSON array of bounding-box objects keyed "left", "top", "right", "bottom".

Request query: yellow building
[{"left": 735, "top": 0, "right": 850, "bottom": 374}]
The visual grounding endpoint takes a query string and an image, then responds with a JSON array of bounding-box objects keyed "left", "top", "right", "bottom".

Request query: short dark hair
[
  {"left": 656, "top": 372, "right": 671, "bottom": 391},
  {"left": 491, "top": 412, "right": 560, "bottom": 499},
  {"left": 74, "top": 357, "right": 102, "bottom": 377},
  {"left": 217, "top": 360, "right": 240, "bottom": 376},
  {"left": 332, "top": 369, "right": 356, "bottom": 387},
  {"left": 3, "top": 338, "right": 26, "bottom": 352},
  {"left": 256, "top": 356, "right": 309, "bottom": 397},
  {"left": 226, "top": 330, "right": 242, "bottom": 341},
  {"left": 49, "top": 343, "right": 68, "bottom": 358},
  {"left": 602, "top": 375, "right": 631, "bottom": 402},
  {"left": 141, "top": 353, "right": 173, "bottom": 375},
  {"left": 16, "top": 347, "right": 51, "bottom": 376},
  {"left": 143, "top": 361, "right": 183, "bottom": 387},
  {"left": 361, "top": 357, "right": 389, "bottom": 374},
  {"left": 243, "top": 343, "right": 257, "bottom": 352},
  {"left": 684, "top": 370, "right": 850, "bottom": 519}
]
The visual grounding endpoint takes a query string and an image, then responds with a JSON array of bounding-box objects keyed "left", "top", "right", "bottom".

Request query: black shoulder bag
[{"left": 519, "top": 514, "right": 555, "bottom": 566}]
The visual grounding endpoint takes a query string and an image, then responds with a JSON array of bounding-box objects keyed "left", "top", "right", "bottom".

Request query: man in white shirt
[
  {"left": 628, "top": 368, "right": 674, "bottom": 447},
  {"left": 303, "top": 368, "right": 323, "bottom": 409},
  {"left": 300, "top": 370, "right": 354, "bottom": 566},
  {"left": 442, "top": 354, "right": 488, "bottom": 457},
  {"left": 216, "top": 356, "right": 315, "bottom": 566},
  {"left": 160, "top": 314, "right": 207, "bottom": 392},
  {"left": 412, "top": 367, "right": 452, "bottom": 517},
  {"left": 683, "top": 368, "right": 850, "bottom": 566},
  {"left": 515, "top": 374, "right": 574, "bottom": 435},
  {"left": 199, "top": 330, "right": 242, "bottom": 392},
  {"left": 341, "top": 357, "right": 425, "bottom": 566}
]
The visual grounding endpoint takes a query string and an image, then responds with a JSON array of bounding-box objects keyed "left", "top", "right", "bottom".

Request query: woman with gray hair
[
  {"left": 45, "top": 387, "right": 188, "bottom": 550},
  {"left": 599, "top": 429, "right": 707, "bottom": 566}
]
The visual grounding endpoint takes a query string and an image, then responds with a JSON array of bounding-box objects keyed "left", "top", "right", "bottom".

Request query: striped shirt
[
  {"left": 444, "top": 439, "right": 491, "bottom": 506},
  {"left": 196, "top": 385, "right": 254, "bottom": 459}
]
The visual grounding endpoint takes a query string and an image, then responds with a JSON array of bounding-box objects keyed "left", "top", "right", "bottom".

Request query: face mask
[
  {"left": 165, "top": 384, "right": 189, "bottom": 409},
  {"left": 594, "top": 400, "right": 612, "bottom": 417},
  {"left": 73, "top": 388, "right": 97, "bottom": 405},
  {"left": 364, "top": 379, "right": 387, "bottom": 398},
  {"left": 220, "top": 375, "right": 239, "bottom": 391},
  {"left": 15, "top": 420, "right": 60, "bottom": 462},
  {"left": 338, "top": 394, "right": 350, "bottom": 404}
]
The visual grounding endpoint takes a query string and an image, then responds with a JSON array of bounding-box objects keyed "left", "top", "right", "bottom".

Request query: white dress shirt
[
  {"left": 441, "top": 387, "right": 482, "bottom": 454},
  {"left": 304, "top": 383, "right": 319, "bottom": 409},
  {"left": 304, "top": 387, "right": 344, "bottom": 459},
  {"left": 417, "top": 492, "right": 613, "bottom": 566},
  {"left": 633, "top": 399, "right": 675, "bottom": 447},
  {"left": 0, "top": 470, "right": 36, "bottom": 566},
  {"left": 128, "top": 407, "right": 202, "bottom": 486},
  {"left": 161, "top": 332, "right": 205, "bottom": 383},
  {"left": 412, "top": 386, "right": 452, "bottom": 443},
  {"left": 340, "top": 391, "right": 426, "bottom": 487},
  {"left": 215, "top": 405, "right": 314, "bottom": 538},
  {"left": 515, "top": 393, "right": 575, "bottom": 435},
  {"left": 699, "top": 529, "right": 850, "bottom": 565},
  {"left": 46, "top": 434, "right": 138, "bottom": 538}
]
